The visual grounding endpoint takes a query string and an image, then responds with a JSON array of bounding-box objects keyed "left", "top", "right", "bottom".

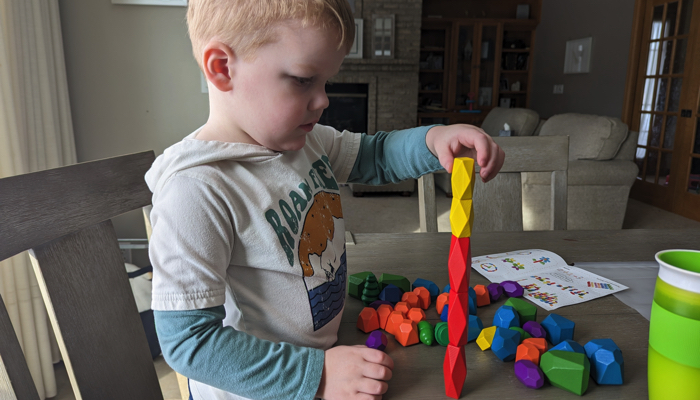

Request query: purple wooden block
[
  {"left": 369, "top": 300, "right": 393, "bottom": 309},
  {"left": 501, "top": 280, "right": 524, "bottom": 297},
  {"left": 487, "top": 283, "right": 504, "bottom": 301},
  {"left": 366, "top": 330, "right": 388, "bottom": 351},
  {"left": 523, "top": 320, "right": 547, "bottom": 339},
  {"left": 514, "top": 360, "right": 545, "bottom": 389}
]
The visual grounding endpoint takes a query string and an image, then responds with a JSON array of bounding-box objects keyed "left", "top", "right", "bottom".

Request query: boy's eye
[{"left": 293, "top": 76, "right": 313, "bottom": 85}]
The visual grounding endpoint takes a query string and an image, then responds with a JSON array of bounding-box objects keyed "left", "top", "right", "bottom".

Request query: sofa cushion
[
  {"left": 522, "top": 160, "right": 639, "bottom": 186},
  {"left": 538, "top": 114, "right": 629, "bottom": 161},
  {"left": 481, "top": 107, "right": 540, "bottom": 137}
]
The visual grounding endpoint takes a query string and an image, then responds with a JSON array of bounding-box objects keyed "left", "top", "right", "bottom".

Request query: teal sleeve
[
  {"left": 346, "top": 125, "right": 444, "bottom": 185},
  {"left": 154, "top": 307, "right": 324, "bottom": 400}
]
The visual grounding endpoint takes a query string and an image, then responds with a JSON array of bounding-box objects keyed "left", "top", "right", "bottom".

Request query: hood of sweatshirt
[{"left": 145, "top": 128, "right": 282, "bottom": 200}]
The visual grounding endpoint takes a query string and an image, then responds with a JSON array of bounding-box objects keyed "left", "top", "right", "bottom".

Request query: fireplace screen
[{"left": 319, "top": 83, "right": 369, "bottom": 133}]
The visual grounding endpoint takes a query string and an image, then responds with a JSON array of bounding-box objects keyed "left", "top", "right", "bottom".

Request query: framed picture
[
  {"left": 346, "top": 18, "right": 363, "bottom": 59},
  {"left": 111, "top": 0, "right": 187, "bottom": 5},
  {"left": 564, "top": 37, "right": 592, "bottom": 74}
]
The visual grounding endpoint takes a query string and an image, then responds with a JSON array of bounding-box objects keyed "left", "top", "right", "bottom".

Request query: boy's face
[{"left": 226, "top": 20, "right": 347, "bottom": 151}]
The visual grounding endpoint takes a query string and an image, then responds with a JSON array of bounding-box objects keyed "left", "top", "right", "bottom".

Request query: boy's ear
[{"left": 202, "top": 41, "right": 236, "bottom": 92}]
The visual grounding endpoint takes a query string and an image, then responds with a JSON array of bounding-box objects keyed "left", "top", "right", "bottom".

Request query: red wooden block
[
  {"left": 448, "top": 236, "right": 471, "bottom": 292},
  {"left": 443, "top": 344, "right": 467, "bottom": 399},
  {"left": 448, "top": 291, "right": 470, "bottom": 346},
  {"left": 384, "top": 311, "right": 405, "bottom": 336},
  {"left": 357, "top": 307, "right": 380, "bottom": 333},
  {"left": 413, "top": 287, "right": 431, "bottom": 309},
  {"left": 473, "top": 284, "right": 491, "bottom": 307},
  {"left": 394, "top": 301, "right": 410, "bottom": 317},
  {"left": 436, "top": 292, "right": 449, "bottom": 314},
  {"left": 376, "top": 304, "right": 393, "bottom": 330},
  {"left": 401, "top": 292, "right": 420, "bottom": 309},
  {"left": 396, "top": 320, "right": 420, "bottom": 347}
]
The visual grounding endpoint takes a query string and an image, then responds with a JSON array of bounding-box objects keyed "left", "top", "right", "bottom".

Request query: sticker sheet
[{"left": 472, "top": 249, "right": 628, "bottom": 310}]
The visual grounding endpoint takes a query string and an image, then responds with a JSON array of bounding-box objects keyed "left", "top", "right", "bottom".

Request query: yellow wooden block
[
  {"left": 450, "top": 198, "right": 474, "bottom": 238},
  {"left": 477, "top": 326, "right": 497, "bottom": 351},
  {"left": 451, "top": 158, "right": 475, "bottom": 200}
]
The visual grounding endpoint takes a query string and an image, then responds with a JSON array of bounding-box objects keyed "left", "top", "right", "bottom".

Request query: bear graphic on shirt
[{"left": 297, "top": 191, "right": 347, "bottom": 331}]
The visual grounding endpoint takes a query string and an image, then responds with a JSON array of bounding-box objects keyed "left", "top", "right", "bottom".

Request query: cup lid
[{"left": 655, "top": 249, "right": 700, "bottom": 294}]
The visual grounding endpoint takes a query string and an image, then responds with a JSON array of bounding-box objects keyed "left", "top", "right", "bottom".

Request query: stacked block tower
[{"left": 444, "top": 158, "right": 475, "bottom": 398}]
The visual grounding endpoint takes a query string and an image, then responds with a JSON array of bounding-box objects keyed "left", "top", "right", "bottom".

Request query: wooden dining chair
[
  {"left": 0, "top": 151, "right": 164, "bottom": 400},
  {"left": 418, "top": 136, "right": 569, "bottom": 232}
]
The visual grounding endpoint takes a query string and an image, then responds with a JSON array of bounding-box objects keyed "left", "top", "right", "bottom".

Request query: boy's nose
[{"left": 310, "top": 89, "right": 330, "bottom": 111}]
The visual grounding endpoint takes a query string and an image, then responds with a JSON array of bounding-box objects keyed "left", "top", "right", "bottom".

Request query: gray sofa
[{"left": 436, "top": 109, "right": 639, "bottom": 230}]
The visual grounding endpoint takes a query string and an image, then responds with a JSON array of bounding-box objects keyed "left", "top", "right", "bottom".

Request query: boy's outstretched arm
[
  {"left": 425, "top": 124, "right": 505, "bottom": 182},
  {"left": 316, "top": 345, "right": 394, "bottom": 400}
]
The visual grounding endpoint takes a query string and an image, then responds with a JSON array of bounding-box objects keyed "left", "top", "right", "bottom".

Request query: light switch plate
[{"left": 112, "top": 0, "right": 187, "bottom": 6}]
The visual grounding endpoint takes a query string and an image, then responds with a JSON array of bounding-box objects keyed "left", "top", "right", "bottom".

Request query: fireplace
[{"left": 320, "top": 83, "right": 369, "bottom": 133}]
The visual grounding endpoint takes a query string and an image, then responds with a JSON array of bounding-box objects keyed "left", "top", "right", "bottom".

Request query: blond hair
[{"left": 187, "top": 0, "right": 355, "bottom": 67}]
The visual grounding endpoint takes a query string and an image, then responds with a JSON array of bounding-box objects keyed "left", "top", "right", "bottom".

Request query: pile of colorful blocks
[{"left": 350, "top": 274, "right": 625, "bottom": 396}]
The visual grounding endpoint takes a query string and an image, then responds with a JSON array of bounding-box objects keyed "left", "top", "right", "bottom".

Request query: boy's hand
[
  {"left": 425, "top": 124, "right": 505, "bottom": 182},
  {"left": 316, "top": 345, "right": 394, "bottom": 400}
]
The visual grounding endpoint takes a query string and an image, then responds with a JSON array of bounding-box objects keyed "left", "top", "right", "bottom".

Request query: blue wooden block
[
  {"left": 440, "top": 304, "right": 449, "bottom": 322},
  {"left": 549, "top": 339, "right": 585, "bottom": 354},
  {"left": 378, "top": 284, "right": 402, "bottom": 304},
  {"left": 590, "top": 345, "right": 624, "bottom": 385},
  {"left": 468, "top": 286, "right": 476, "bottom": 304},
  {"left": 412, "top": 278, "right": 440, "bottom": 302},
  {"left": 541, "top": 314, "right": 575, "bottom": 345},
  {"left": 584, "top": 338, "right": 619, "bottom": 359},
  {"left": 491, "top": 327, "right": 521, "bottom": 361},
  {"left": 467, "top": 315, "right": 483, "bottom": 342},
  {"left": 469, "top": 296, "right": 477, "bottom": 315},
  {"left": 493, "top": 305, "right": 520, "bottom": 329},
  {"left": 443, "top": 284, "right": 450, "bottom": 294}
]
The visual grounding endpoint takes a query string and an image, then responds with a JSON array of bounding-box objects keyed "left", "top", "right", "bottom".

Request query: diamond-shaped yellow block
[
  {"left": 450, "top": 198, "right": 474, "bottom": 238},
  {"left": 477, "top": 326, "right": 497, "bottom": 351},
  {"left": 451, "top": 158, "right": 475, "bottom": 200}
]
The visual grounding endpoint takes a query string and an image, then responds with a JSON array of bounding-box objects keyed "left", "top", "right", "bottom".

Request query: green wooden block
[
  {"left": 540, "top": 350, "right": 591, "bottom": 396},
  {"left": 504, "top": 297, "right": 537, "bottom": 323},
  {"left": 349, "top": 271, "right": 374, "bottom": 299},
  {"left": 435, "top": 322, "right": 449, "bottom": 346},
  {"left": 361, "top": 275, "right": 381, "bottom": 305},
  {"left": 509, "top": 327, "right": 531, "bottom": 343},
  {"left": 418, "top": 321, "right": 435, "bottom": 346},
  {"left": 378, "top": 273, "right": 410, "bottom": 293}
]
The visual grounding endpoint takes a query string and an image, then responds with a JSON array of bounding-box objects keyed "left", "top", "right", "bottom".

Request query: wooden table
[{"left": 337, "top": 229, "right": 700, "bottom": 399}]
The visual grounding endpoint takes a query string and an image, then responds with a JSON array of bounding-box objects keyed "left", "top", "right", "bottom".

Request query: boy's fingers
[
  {"left": 363, "top": 349, "right": 394, "bottom": 369},
  {"left": 363, "top": 362, "right": 393, "bottom": 381},
  {"left": 358, "top": 377, "right": 389, "bottom": 396}
]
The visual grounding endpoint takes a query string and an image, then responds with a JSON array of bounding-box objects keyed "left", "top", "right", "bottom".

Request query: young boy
[{"left": 145, "top": 1, "right": 504, "bottom": 399}]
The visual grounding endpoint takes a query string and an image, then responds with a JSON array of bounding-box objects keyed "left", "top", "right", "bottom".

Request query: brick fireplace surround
[{"left": 331, "top": 0, "right": 422, "bottom": 134}]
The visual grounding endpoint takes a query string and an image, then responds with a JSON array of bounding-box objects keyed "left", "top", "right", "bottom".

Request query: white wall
[
  {"left": 58, "top": 0, "right": 209, "bottom": 238},
  {"left": 530, "top": 0, "right": 636, "bottom": 119}
]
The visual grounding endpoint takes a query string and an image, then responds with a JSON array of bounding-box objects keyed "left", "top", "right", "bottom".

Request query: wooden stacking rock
[
  {"left": 413, "top": 286, "right": 432, "bottom": 309},
  {"left": 366, "top": 330, "right": 388, "bottom": 351},
  {"left": 487, "top": 282, "right": 504, "bottom": 301},
  {"left": 523, "top": 320, "right": 547, "bottom": 339},
  {"left": 378, "top": 273, "right": 411, "bottom": 293},
  {"left": 584, "top": 339, "right": 624, "bottom": 385},
  {"left": 541, "top": 314, "right": 575, "bottom": 345},
  {"left": 436, "top": 292, "right": 449, "bottom": 314},
  {"left": 493, "top": 305, "right": 520, "bottom": 329},
  {"left": 473, "top": 284, "right": 491, "bottom": 307},
  {"left": 378, "top": 284, "right": 402, "bottom": 304},
  {"left": 349, "top": 271, "right": 374, "bottom": 299},
  {"left": 501, "top": 280, "right": 524, "bottom": 297},
  {"left": 467, "top": 315, "right": 483, "bottom": 342},
  {"left": 550, "top": 339, "right": 585, "bottom": 354},
  {"left": 357, "top": 307, "right": 380, "bottom": 333},
  {"left": 504, "top": 297, "right": 537, "bottom": 323},
  {"left": 491, "top": 327, "right": 521, "bottom": 361},
  {"left": 516, "top": 342, "right": 542, "bottom": 365},
  {"left": 514, "top": 360, "right": 545, "bottom": 389},
  {"left": 396, "top": 320, "right": 420, "bottom": 347},
  {"left": 376, "top": 304, "right": 394, "bottom": 330},
  {"left": 540, "top": 350, "right": 590, "bottom": 396},
  {"left": 412, "top": 278, "right": 440, "bottom": 302},
  {"left": 476, "top": 326, "right": 497, "bottom": 351}
]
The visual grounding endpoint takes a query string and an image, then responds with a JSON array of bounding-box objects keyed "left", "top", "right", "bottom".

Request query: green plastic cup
[{"left": 648, "top": 249, "right": 700, "bottom": 399}]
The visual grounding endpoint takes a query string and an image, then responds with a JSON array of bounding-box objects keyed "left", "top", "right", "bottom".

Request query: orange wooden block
[
  {"left": 436, "top": 292, "right": 450, "bottom": 314},
  {"left": 385, "top": 311, "right": 405, "bottom": 336},
  {"left": 394, "top": 301, "right": 411, "bottom": 317},
  {"left": 474, "top": 284, "right": 490, "bottom": 307},
  {"left": 413, "top": 287, "right": 431, "bottom": 309},
  {"left": 443, "top": 344, "right": 467, "bottom": 399},
  {"left": 522, "top": 338, "right": 548, "bottom": 355},
  {"left": 401, "top": 292, "right": 420, "bottom": 309},
  {"left": 407, "top": 308, "right": 426, "bottom": 323},
  {"left": 357, "top": 307, "right": 380, "bottom": 333},
  {"left": 376, "top": 304, "right": 394, "bottom": 330},
  {"left": 395, "top": 320, "right": 419, "bottom": 347},
  {"left": 516, "top": 343, "right": 541, "bottom": 365}
]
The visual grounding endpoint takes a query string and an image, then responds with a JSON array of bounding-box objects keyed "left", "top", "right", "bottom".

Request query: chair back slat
[
  {"left": 0, "top": 151, "right": 154, "bottom": 261},
  {"left": 30, "top": 220, "right": 163, "bottom": 400},
  {"left": 0, "top": 151, "right": 162, "bottom": 400},
  {"left": 0, "top": 296, "right": 40, "bottom": 400}
]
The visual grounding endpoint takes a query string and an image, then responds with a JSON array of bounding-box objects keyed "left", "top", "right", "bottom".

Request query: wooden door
[{"left": 628, "top": 0, "right": 700, "bottom": 220}]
